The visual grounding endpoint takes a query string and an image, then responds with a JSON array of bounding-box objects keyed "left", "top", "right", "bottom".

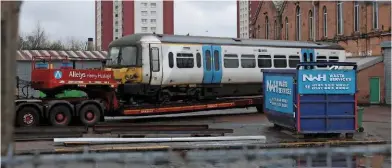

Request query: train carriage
[{"left": 107, "top": 33, "right": 346, "bottom": 104}]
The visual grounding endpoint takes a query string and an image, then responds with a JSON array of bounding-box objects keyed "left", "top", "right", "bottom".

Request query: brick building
[
  {"left": 251, "top": 1, "right": 391, "bottom": 56},
  {"left": 250, "top": 1, "right": 391, "bottom": 104},
  {"left": 237, "top": 0, "right": 261, "bottom": 38},
  {"left": 249, "top": 1, "right": 280, "bottom": 40},
  {"left": 95, "top": 0, "right": 174, "bottom": 51}
]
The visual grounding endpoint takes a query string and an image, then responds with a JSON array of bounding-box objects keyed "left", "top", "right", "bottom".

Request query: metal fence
[{"left": 2, "top": 144, "right": 391, "bottom": 168}]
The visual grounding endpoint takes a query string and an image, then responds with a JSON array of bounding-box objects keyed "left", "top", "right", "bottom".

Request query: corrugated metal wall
[
  {"left": 16, "top": 61, "right": 103, "bottom": 98},
  {"left": 382, "top": 46, "right": 391, "bottom": 105}
]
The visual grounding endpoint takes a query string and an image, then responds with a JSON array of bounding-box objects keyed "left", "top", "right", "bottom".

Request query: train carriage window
[
  {"left": 205, "top": 50, "right": 211, "bottom": 71},
  {"left": 176, "top": 53, "right": 194, "bottom": 68},
  {"left": 108, "top": 47, "right": 120, "bottom": 65},
  {"left": 224, "top": 54, "right": 239, "bottom": 68},
  {"left": 316, "top": 56, "right": 328, "bottom": 68},
  {"left": 329, "top": 56, "right": 339, "bottom": 67},
  {"left": 288, "top": 55, "right": 300, "bottom": 68},
  {"left": 214, "top": 50, "right": 220, "bottom": 71},
  {"left": 196, "top": 52, "right": 201, "bottom": 68},
  {"left": 121, "top": 46, "right": 138, "bottom": 66},
  {"left": 273, "top": 55, "right": 287, "bottom": 68},
  {"left": 151, "top": 47, "right": 160, "bottom": 72},
  {"left": 329, "top": 56, "right": 339, "bottom": 62},
  {"left": 241, "top": 54, "right": 256, "bottom": 68},
  {"left": 168, "top": 52, "right": 174, "bottom": 68},
  {"left": 258, "top": 55, "right": 272, "bottom": 68}
]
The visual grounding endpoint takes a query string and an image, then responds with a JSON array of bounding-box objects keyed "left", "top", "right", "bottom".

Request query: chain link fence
[{"left": 2, "top": 144, "right": 391, "bottom": 168}]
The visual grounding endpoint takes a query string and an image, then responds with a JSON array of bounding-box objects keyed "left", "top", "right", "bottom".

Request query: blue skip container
[{"left": 263, "top": 62, "right": 358, "bottom": 138}]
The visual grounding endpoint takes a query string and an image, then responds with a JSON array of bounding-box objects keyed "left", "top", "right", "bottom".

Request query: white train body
[{"left": 108, "top": 34, "right": 346, "bottom": 102}]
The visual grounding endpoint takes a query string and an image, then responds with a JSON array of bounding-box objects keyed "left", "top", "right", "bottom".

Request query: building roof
[
  {"left": 346, "top": 56, "right": 384, "bottom": 71},
  {"left": 16, "top": 50, "right": 108, "bottom": 61}
]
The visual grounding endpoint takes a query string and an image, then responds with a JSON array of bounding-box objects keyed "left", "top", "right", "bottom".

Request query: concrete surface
[{"left": 361, "top": 106, "right": 391, "bottom": 141}]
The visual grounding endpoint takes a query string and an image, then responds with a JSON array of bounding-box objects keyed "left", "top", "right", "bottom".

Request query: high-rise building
[
  {"left": 236, "top": 0, "right": 260, "bottom": 39},
  {"left": 95, "top": 0, "right": 174, "bottom": 51}
]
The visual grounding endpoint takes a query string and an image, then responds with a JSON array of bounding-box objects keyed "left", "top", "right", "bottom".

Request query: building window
[
  {"left": 265, "top": 16, "right": 269, "bottom": 39},
  {"left": 323, "top": 6, "right": 327, "bottom": 37},
  {"left": 274, "top": 20, "right": 277, "bottom": 39},
  {"left": 296, "top": 6, "right": 301, "bottom": 41},
  {"left": 142, "top": 19, "right": 147, "bottom": 24},
  {"left": 150, "top": 2, "right": 156, "bottom": 8},
  {"left": 115, "top": 5, "right": 118, "bottom": 9},
  {"left": 285, "top": 17, "right": 288, "bottom": 40},
  {"left": 141, "top": 2, "right": 147, "bottom": 7},
  {"left": 115, "top": 29, "right": 118, "bottom": 32},
  {"left": 151, "top": 27, "right": 156, "bottom": 32},
  {"left": 142, "top": 27, "right": 147, "bottom": 32},
  {"left": 151, "top": 19, "right": 156, "bottom": 24},
  {"left": 372, "top": 1, "right": 378, "bottom": 29},
  {"left": 308, "top": 10, "right": 313, "bottom": 40},
  {"left": 115, "top": 21, "right": 118, "bottom": 25},
  {"left": 151, "top": 11, "right": 156, "bottom": 16},
  {"left": 354, "top": 1, "right": 359, "bottom": 32},
  {"left": 142, "top": 11, "right": 148, "bottom": 16},
  {"left": 337, "top": 1, "right": 343, "bottom": 35},
  {"left": 115, "top": 14, "right": 118, "bottom": 17}
]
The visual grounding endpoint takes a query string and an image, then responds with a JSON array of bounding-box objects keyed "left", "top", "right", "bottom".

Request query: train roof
[{"left": 109, "top": 33, "right": 345, "bottom": 50}]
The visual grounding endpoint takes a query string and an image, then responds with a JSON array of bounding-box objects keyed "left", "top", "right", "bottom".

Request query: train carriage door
[
  {"left": 301, "top": 48, "right": 315, "bottom": 69},
  {"left": 149, "top": 44, "right": 163, "bottom": 85},
  {"left": 211, "top": 45, "right": 222, "bottom": 84},
  {"left": 202, "top": 45, "right": 213, "bottom": 84}
]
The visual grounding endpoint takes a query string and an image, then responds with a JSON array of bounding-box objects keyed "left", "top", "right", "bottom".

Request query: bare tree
[
  {"left": 48, "top": 40, "right": 65, "bottom": 50},
  {"left": 24, "top": 21, "right": 49, "bottom": 49},
  {"left": 19, "top": 23, "right": 87, "bottom": 51},
  {"left": 2, "top": 1, "right": 23, "bottom": 156},
  {"left": 65, "top": 37, "right": 86, "bottom": 51}
]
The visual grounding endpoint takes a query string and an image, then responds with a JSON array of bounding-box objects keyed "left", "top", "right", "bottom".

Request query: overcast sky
[{"left": 19, "top": 0, "right": 237, "bottom": 43}]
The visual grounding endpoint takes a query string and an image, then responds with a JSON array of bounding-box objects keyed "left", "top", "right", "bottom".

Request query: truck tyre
[
  {"left": 17, "top": 106, "right": 40, "bottom": 127},
  {"left": 79, "top": 104, "right": 101, "bottom": 126},
  {"left": 49, "top": 105, "right": 72, "bottom": 126}
]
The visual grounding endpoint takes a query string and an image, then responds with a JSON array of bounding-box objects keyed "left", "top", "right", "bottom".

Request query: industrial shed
[
  {"left": 16, "top": 50, "right": 108, "bottom": 98},
  {"left": 381, "top": 41, "right": 391, "bottom": 105},
  {"left": 346, "top": 56, "right": 385, "bottom": 105}
]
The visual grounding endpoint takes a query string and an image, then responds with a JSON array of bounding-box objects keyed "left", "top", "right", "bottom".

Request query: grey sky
[{"left": 19, "top": 1, "right": 237, "bottom": 43}]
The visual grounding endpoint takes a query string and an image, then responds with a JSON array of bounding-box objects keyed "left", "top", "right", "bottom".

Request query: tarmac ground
[
  {"left": 13, "top": 106, "right": 391, "bottom": 154},
  {"left": 8, "top": 106, "right": 391, "bottom": 168}
]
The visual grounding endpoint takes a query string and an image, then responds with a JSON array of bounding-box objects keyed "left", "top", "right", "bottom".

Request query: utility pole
[{"left": 1, "top": 1, "right": 23, "bottom": 156}]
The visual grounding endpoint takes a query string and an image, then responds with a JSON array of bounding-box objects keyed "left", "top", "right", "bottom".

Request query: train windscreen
[{"left": 108, "top": 46, "right": 138, "bottom": 66}]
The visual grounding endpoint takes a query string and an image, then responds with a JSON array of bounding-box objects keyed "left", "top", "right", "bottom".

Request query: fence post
[{"left": 1, "top": 1, "right": 23, "bottom": 156}]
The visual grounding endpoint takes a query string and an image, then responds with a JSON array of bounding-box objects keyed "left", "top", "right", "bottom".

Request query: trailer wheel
[
  {"left": 17, "top": 106, "right": 40, "bottom": 127},
  {"left": 49, "top": 105, "right": 71, "bottom": 126},
  {"left": 256, "top": 105, "right": 264, "bottom": 113},
  {"left": 79, "top": 104, "right": 101, "bottom": 126},
  {"left": 345, "top": 133, "right": 354, "bottom": 139}
]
